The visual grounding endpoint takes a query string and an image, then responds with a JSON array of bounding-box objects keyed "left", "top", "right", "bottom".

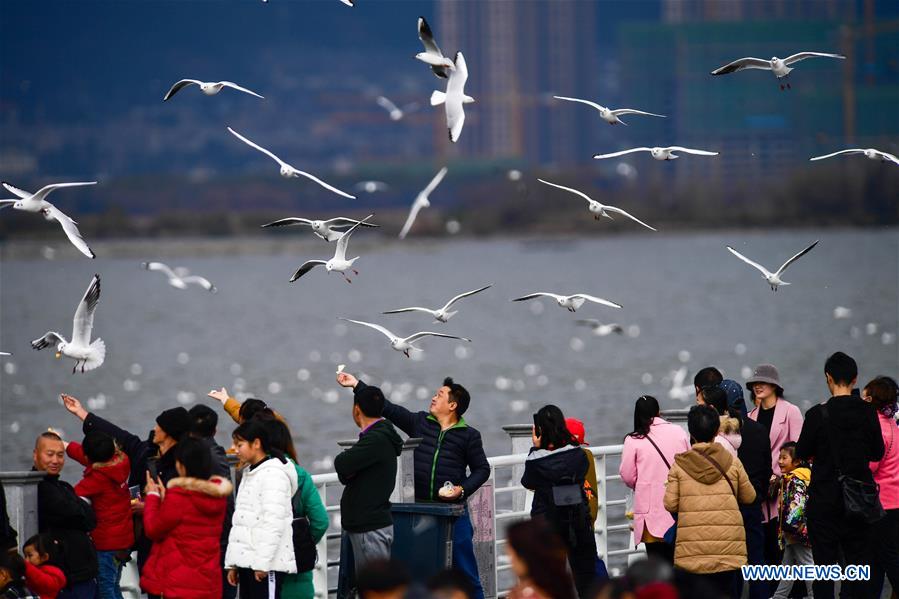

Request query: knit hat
[
  {"left": 156, "top": 407, "right": 190, "bottom": 440},
  {"left": 565, "top": 417, "right": 588, "bottom": 445},
  {"left": 719, "top": 379, "right": 748, "bottom": 418},
  {"left": 746, "top": 364, "right": 784, "bottom": 393}
]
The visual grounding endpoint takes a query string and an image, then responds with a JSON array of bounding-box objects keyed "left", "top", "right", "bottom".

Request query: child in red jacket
[
  {"left": 23, "top": 534, "right": 66, "bottom": 599},
  {"left": 67, "top": 432, "right": 134, "bottom": 599}
]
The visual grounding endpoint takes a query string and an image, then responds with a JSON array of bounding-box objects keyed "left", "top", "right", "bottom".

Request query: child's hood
[
  {"left": 786, "top": 466, "right": 811, "bottom": 484},
  {"left": 166, "top": 476, "right": 234, "bottom": 515},
  {"left": 89, "top": 450, "right": 131, "bottom": 484}
]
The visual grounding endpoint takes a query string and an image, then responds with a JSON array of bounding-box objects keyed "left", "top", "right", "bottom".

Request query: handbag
[
  {"left": 644, "top": 435, "right": 678, "bottom": 545},
  {"left": 292, "top": 516, "right": 318, "bottom": 573},
  {"left": 821, "top": 404, "right": 885, "bottom": 524}
]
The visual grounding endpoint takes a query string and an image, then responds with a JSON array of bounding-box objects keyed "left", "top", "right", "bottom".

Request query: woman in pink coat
[{"left": 619, "top": 395, "right": 690, "bottom": 565}]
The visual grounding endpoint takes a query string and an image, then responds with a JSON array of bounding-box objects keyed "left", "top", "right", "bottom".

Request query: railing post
[
  {"left": 502, "top": 425, "right": 533, "bottom": 514},
  {"left": 0, "top": 471, "right": 45, "bottom": 548},
  {"left": 313, "top": 481, "right": 329, "bottom": 599},
  {"left": 595, "top": 453, "right": 609, "bottom": 564}
]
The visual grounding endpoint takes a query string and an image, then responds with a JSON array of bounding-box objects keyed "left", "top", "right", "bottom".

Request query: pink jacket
[
  {"left": 620, "top": 417, "right": 691, "bottom": 546},
  {"left": 870, "top": 412, "right": 899, "bottom": 510},
  {"left": 748, "top": 398, "right": 803, "bottom": 521}
]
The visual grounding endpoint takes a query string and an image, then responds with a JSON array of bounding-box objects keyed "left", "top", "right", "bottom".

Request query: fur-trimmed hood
[
  {"left": 167, "top": 475, "right": 233, "bottom": 497},
  {"left": 91, "top": 448, "right": 128, "bottom": 470}
]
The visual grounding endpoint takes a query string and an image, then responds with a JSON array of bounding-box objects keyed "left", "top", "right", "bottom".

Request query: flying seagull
[
  {"left": 431, "top": 52, "right": 474, "bottom": 143},
  {"left": 399, "top": 167, "right": 448, "bottom": 239},
  {"left": 376, "top": 96, "right": 419, "bottom": 121},
  {"left": 227, "top": 127, "right": 356, "bottom": 199},
  {"left": 32, "top": 274, "right": 105, "bottom": 373},
  {"left": 810, "top": 148, "right": 899, "bottom": 165},
  {"left": 416, "top": 16, "right": 455, "bottom": 78},
  {"left": 289, "top": 215, "right": 374, "bottom": 283},
  {"left": 553, "top": 96, "right": 665, "bottom": 125},
  {"left": 340, "top": 318, "right": 470, "bottom": 358},
  {"left": 0, "top": 181, "right": 97, "bottom": 258},
  {"left": 163, "top": 79, "right": 264, "bottom": 101},
  {"left": 141, "top": 262, "right": 217, "bottom": 293},
  {"left": 576, "top": 319, "right": 625, "bottom": 336},
  {"left": 537, "top": 179, "right": 656, "bottom": 231},
  {"left": 512, "top": 293, "right": 623, "bottom": 313},
  {"left": 726, "top": 240, "right": 819, "bottom": 291},
  {"left": 382, "top": 284, "right": 492, "bottom": 323},
  {"left": 593, "top": 147, "right": 718, "bottom": 161},
  {"left": 262, "top": 216, "right": 379, "bottom": 242},
  {"left": 711, "top": 52, "right": 845, "bottom": 90}
]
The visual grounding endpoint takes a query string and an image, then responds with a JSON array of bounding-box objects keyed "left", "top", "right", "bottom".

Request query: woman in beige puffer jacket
[{"left": 663, "top": 440, "right": 756, "bottom": 573}]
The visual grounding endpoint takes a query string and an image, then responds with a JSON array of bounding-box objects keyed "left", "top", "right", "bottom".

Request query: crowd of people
[{"left": 0, "top": 350, "right": 896, "bottom": 599}]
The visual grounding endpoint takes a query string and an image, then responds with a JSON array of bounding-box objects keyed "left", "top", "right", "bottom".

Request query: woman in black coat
[{"left": 521, "top": 405, "right": 597, "bottom": 598}]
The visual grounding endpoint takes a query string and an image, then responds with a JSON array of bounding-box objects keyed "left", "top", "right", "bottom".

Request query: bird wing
[
  {"left": 537, "top": 179, "right": 594, "bottom": 206},
  {"left": 261, "top": 217, "right": 313, "bottom": 228},
  {"left": 726, "top": 246, "right": 772, "bottom": 277},
  {"left": 323, "top": 217, "right": 380, "bottom": 228},
  {"left": 227, "top": 126, "right": 287, "bottom": 167},
  {"left": 710, "top": 57, "right": 771, "bottom": 75},
  {"left": 142, "top": 261, "right": 178, "bottom": 280},
  {"left": 335, "top": 214, "right": 373, "bottom": 260},
  {"left": 382, "top": 307, "right": 436, "bottom": 316},
  {"left": 31, "top": 181, "right": 97, "bottom": 204},
  {"left": 418, "top": 16, "right": 443, "bottom": 56},
  {"left": 447, "top": 104, "right": 466, "bottom": 143},
  {"left": 575, "top": 319, "right": 602, "bottom": 328},
  {"left": 572, "top": 294, "right": 623, "bottom": 309},
  {"left": 0, "top": 199, "right": 17, "bottom": 209},
  {"left": 289, "top": 260, "right": 326, "bottom": 282},
  {"left": 293, "top": 169, "right": 356, "bottom": 199},
  {"left": 376, "top": 95, "right": 400, "bottom": 114},
  {"left": 775, "top": 240, "right": 819, "bottom": 276},
  {"left": 45, "top": 204, "right": 96, "bottom": 259},
  {"left": 2, "top": 182, "right": 31, "bottom": 199},
  {"left": 447, "top": 52, "right": 469, "bottom": 94},
  {"left": 181, "top": 276, "right": 217, "bottom": 292},
  {"left": 809, "top": 149, "right": 865, "bottom": 161},
  {"left": 421, "top": 166, "right": 449, "bottom": 198},
  {"left": 404, "top": 331, "right": 471, "bottom": 344},
  {"left": 552, "top": 96, "right": 603, "bottom": 111},
  {"left": 876, "top": 151, "right": 899, "bottom": 164},
  {"left": 593, "top": 148, "right": 652, "bottom": 160},
  {"left": 398, "top": 199, "right": 426, "bottom": 240},
  {"left": 511, "top": 292, "right": 563, "bottom": 302},
  {"left": 219, "top": 81, "right": 265, "bottom": 99},
  {"left": 443, "top": 284, "right": 492, "bottom": 310},
  {"left": 610, "top": 108, "right": 666, "bottom": 118},
  {"left": 71, "top": 274, "right": 101, "bottom": 347},
  {"left": 339, "top": 318, "right": 395, "bottom": 341},
  {"left": 784, "top": 52, "right": 845, "bottom": 66},
  {"left": 163, "top": 79, "right": 201, "bottom": 101},
  {"left": 668, "top": 146, "right": 718, "bottom": 156},
  {"left": 604, "top": 205, "right": 657, "bottom": 231},
  {"left": 32, "top": 331, "right": 67, "bottom": 351}
]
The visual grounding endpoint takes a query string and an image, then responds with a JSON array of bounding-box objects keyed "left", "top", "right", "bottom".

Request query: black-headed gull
[
  {"left": 576, "top": 319, "right": 625, "bottom": 336},
  {"left": 553, "top": 96, "right": 665, "bottom": 125},
  {"left": 593, "top": 147, "right": 718, "bottom": 161},
  {"left": 0, "top": 181, "right": 97, "bottom": 258},
  {"left": 431, "top": 52, "right": 474, "bottom": 143},
  {"left": 417, "top": 16, "right": 455, "bottom": 78},
  {"left": 339, "top": 318, "right": 470, "bottom": 358},
  {"left": 32, "top": 274, "right": 105, "bottom": 373},
  {"left": 512, "top": 292, "right": 622, "bottom": 312},
  {"left": 227, "top": 127, "right": 355, "bottom": 199},
  {"left": 382, "top": 285, "right": 492, "bottom": 323},
  {"left": 262, "top": 216, "right": 379, "bottom": 242},
  {"left": 399, "top": 167, "right": 448, "bottom": 239},
  {"left": 376, "top": 96, "right": 419, "bottom": 121},
  {"left": 537, "top": 179, "right": 656, "bottom": 231},
  {"left": 163, "top": 79, "right": 264, "bottom": 101},
  {"left": 289, "top": 215, "right": 374, "bottom": 283},
  {"left": 726, "top": 240, "right": 819, "bottom": 291},
  {"left": 711, "top": 52, "right": 845, "bottom": 90},
  {"left": 810, "top": 148, "right": 899, "bottom": 165},
  {"left": 141, "top": 262, "right": 217, "bottom": 293}
]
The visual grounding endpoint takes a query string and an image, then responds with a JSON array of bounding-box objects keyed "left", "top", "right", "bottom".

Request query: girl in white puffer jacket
[{"left": 226, "top": 419, "right": 299, "bottom": 599}]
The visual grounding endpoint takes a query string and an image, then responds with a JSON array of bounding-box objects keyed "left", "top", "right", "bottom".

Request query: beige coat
[{"left": 663, "top": 441, "right": 756, "bottom": 573}]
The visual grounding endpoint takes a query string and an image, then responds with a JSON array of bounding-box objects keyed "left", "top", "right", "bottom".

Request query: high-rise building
[{"left": 662, "top": 0, "right": 845, "bottom": 23}]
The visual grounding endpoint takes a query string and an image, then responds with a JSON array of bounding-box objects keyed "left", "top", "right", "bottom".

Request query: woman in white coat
[{"left": 226, "top": 419, "right": 299, "bottom": 599}]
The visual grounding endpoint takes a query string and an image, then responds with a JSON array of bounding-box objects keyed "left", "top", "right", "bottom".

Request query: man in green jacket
[{"left": 334, "top": 383, "right": 403, "bottom": 599}]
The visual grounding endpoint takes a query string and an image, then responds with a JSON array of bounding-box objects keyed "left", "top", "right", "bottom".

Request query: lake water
[{"left": 1, "top": 228, "right": 896, "bottom": 477}]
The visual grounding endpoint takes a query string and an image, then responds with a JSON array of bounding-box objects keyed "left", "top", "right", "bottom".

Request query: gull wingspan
[
  {"left": 810, "top": 149, "right": 864, "bottom": 161},
  {"left": 220, "top": 81, "right": 265, "bottom": 99},
  {"left": 711, "top": 57, "right": 771, "bottom": 75},
  {"left": 593, "top": 148, "right": 652, "bottom": 160},
  {"left": 163, "top": 79, "right": 202, "bottom": 101},
  {"left": 537, "top": 179, "right": 594, "bottom": 206},
  {"left": 46, "top": 205, "right": 95, "bottom": 259},
  {"left": 443, "top": 284, "right": 492, "bottom": 310},
  {"left": 572, "top": 294, "right": 623, "bottom": 309},
  {"left": 727, "top": 246, "right": 772, "bottom": 277},
  {"left": 604, "top": 205, "right": 657, "bottom": 231},
  {"left": 227, "top": 126, "right": 287, "bottom": 167},
  {"left": 784, "top": 52, "right": 845, "bottom": 66},
  {"left": 775, "top": 240, "right": 819, "bottom": 276},
  {"left": 340, "top": 318, "right": 396, "bottom": 341},
  {"left": 72, "top": 274, "right": 101, "bottom": 347}
]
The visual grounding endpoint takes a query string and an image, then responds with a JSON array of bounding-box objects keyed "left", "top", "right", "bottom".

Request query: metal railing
[{"left": 309, "top": 443, "right": 644, "bottom": 598}]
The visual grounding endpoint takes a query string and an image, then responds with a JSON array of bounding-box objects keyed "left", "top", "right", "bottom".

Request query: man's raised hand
[{"left": 60, "top": 394, "right": 88, "bottom": 421}]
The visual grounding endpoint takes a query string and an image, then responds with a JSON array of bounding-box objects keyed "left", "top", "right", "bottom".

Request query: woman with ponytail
[
  {"left": 225, "top": 419, "right": 298, "bottom": 599},
  {"left": 619, "top": 395, "right": 690, "bottom": 564}
]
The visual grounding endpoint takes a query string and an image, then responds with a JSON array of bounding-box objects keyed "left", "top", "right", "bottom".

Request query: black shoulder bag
[
  {"left": 820, "top": 404, "right": 885, "bottom": 524},
  {"left": 292, "top": 515, "right": 318, "bottom": 573}
]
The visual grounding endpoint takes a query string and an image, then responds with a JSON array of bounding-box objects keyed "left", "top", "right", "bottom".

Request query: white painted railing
[{"left": 309, "top": 443, "right": 645, "bottom": 598}]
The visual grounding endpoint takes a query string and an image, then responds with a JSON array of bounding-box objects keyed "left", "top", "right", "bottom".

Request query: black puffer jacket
[
  {"left": 36, "top": 473, "right": 98, "bottom": 584},
  {"left": 358, "top": 381, "right": 490, "bottom": 501},
  {"left": 82, "top": 412, "right": 179, "bottom": 488},
  {"left": 737, "top": 415, "right": 773, "bottom": 504}
]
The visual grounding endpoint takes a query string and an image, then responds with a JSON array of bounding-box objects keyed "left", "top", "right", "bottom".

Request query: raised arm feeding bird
[
  {"left": 289, "top": 215, "right": 374, "bottom": 283},
  {"left": 511, "top": 292, "right": 623, "bottom": 313},
  {"left": 32, "top": 274, "right": 106, "bottom": 373},
  {"left": 382, "top": 285, "right": 492, "bottom": 323},
  {"left": 593, "top": 147, "right": 718, "bottom": 161},
  {"left": 261, "top": 216, "right": 379, "bottom": 242},
  {"left": 431, "top": 52, "right": 474, "bottom": 143},
  {"left": 416, "top": 16, "right": 455, "bottom": 78},
  {"left": 810, "top": 148, "right": 899, "bottom": 165},
  {"left": 537, "top": 179, "right": 656, "bottom": 231},
  {"left": 340, "top": 318, "right": 470, "bottom": 358},
  {"left": 226, "top": 127, "right": 355, "bottom": 199},
  {"left": 710, "top": 52, "right": 845, "bottom": 90},
  {"left": 141, "top": 262, "right": 217, "bottom": 293},
  {"left": 726, "top": 240, "right": 819, "bottom": 291},
  {"left": 398, "top": 167, "right": 448, "bottom": 239},
  {"left": 0, "top": 181, "right": 97, "bottom": 258},
  {"left": 553, "top": 96, "right": 665, "bottom": 125},
  {"left": 163, "top": 79, "right": 264, "bottom": 101}
]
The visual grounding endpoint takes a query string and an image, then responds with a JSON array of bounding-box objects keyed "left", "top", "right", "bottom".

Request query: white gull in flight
[
  {"left": 340, "top": 318, "right": 470, "bottom": 358},
  {"left": 163, "top": 79, "right": 264, "bottom": 101},
  {"left": 593, "top": 147, "right": 717, "bottom": 161},
  {"left": 511, "top": 292, "right": 622, "bottom": 313},
  {"left": 141, "top": 262, "right": 217, "bottom": 293},
  {"left": 32, "top": 274, "right": 106, "bottom": 373},
  {"left": 537, "top": 179, "right": 656, "bottom": 230},
  {"left": 289, "top": 215, "right": 374, "bottom": 283},
  {"left": 399, "top": 167, "right": 448, "bottom": 239},
  {"left": 810, "top": 148, "right": 899, "bottom": 165},
  {"left": 553, "top": 96, "right": 665, "bottom": 125},
  {"left": 431, "top": 52, "right": 474, "bottom": 143},
  {"left": 262, "top": 216, "right": 379, "bottom": 242},
  {"left": 711, "top": 52, "right": 845, "bottom": 90},
  {"left": 383, "top": 285, "right": 492, "bottom": 323},
  {"left": 726, "top": 240, "right": 819, "bottom": 291},
  {"left": 416, "top": 16, "right": 455, "bottom": 78}
]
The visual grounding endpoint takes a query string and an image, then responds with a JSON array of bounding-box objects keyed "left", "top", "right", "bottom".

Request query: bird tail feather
[{"left": 83, "top": 339, "right": 106, "bottom": 372}]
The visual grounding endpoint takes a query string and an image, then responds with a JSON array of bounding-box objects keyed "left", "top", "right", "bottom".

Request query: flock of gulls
[{"left": 1, "top": 11, "right": 896, "bottom": 375}]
